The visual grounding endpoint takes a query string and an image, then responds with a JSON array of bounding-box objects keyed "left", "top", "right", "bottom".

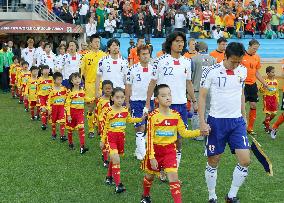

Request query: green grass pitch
[{"left": 0, "top": 94, "right": 283, "bottom": 203}]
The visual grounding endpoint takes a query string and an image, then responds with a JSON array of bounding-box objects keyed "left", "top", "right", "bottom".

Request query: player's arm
[
  {"left": 186, "top": 80, "right": 197, "bottom": 109},
  {"left": 146, "top": 59, "right": 159, "bottom": 109},
  {"left": 24, "top": 81, "right": 29, "bottom": 98},
  {"left": 95, "top": 60, "right": 103, "bottom": 99},
  {"left": 125, "top": 67, "right": 133, "bottom": 108},
  {"left": 100, "top": 113, "right": 110, "bottom": 144},
  {"left": 241, "top": 89, "right": 247, "bottom": 124},
  {"left": 199, "top": 87, "right": 209, "bottom": 135},
  {"left": 65, "top": 92, "right": 71, "bottom": 117},
  {"left": 256, "top": 70, "right": 267, "bottom": 87},
  {"left": 46, "top": 90, "right": 53, "bottom": 112},
  {"left": 177, "top": 115, "right": 201, "bottom": 138},
  {"left": 126, "top": 112, "right": 144, "bottom": 123},
  {"left": 80, "top": 55, "right": 86, "bottom": 78}
]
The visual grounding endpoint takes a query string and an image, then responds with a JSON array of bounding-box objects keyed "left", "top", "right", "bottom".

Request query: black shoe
[
  {"left": 103, "top": 160, "right": 109, "bottom": 168},
  {"left": 69, "top": 143, "right": 75, "bottom": 150},
  {"left": 60, "top": 136, "right": 68, "bottom": 142},
  {"left": 105, "top": 176, "right": 113, "bottom": 185},
  {"left": 141, "top": 195, "right": 151, "bottom": 203},
  {"left": 41, "top": 124, "right": 47, "bottom": 130},
  {"left": 115, "top": 183, "right": 126, "bottom": 193},
  {"left": 208, "top": 198, "right": 217, "bottom": 203},
  {"left": 36, "top": 115, "right": 40, "bottom": 121},
  {"left": 225, "top": 195, "right": 240, "bottom": 203},
  {"left": 80, "top": 146, "right": 89, "bottom": 154},
  {"left": 51, "top": 134, "right": 57, "bottom": 140},
  {"left": 25, "top": 108, "right": 29, "bottom": 112},
  {"left": 18, "top": 100, "right": 23, "bottom": 104},
  {"left": 31, "top": 116, "right": 36, "bottom": 121},
  {"left": 89, "top": 132, "right": 95, "bottom": 138}
]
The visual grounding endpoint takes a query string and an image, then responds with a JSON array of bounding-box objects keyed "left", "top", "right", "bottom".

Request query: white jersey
[
  {"left": 98, "top": 55, "right": 128, "bottom": 89},
  {"left": 39, "top": 52, "right": 57, "bottom": 72},
  {"left": 62, "top": 53, "right": 82, "bottom": 80},
  {"left": 152, "top": 54, "right": 192, "bottom": 104},
  {"left": 126, "top": 63, "right": 154, "bottom": 101},
  {"left": 55, "top": 54, "right": 65, "bottom": 72},
  {"left": 21, "top": 47, "right": 35, "bottom": 68},
  {"left": 34, "top": 47, "right": 44, "bottom": 66},
  {"left": 200, "top": 62, "right": 247, "bottom": 118}
]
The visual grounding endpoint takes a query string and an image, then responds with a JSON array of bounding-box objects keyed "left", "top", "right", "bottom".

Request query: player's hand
[
  {"left": 200, "top": 121, "right": 210, "bottom": 136},
  {"left": 48, "top": 110, "right": 51, "bottom": 116},
  {"left": 125, "top": 102, "right": 130, "bottom": 111},
  {"left": 99, "top": 141, "right": 104, "bottom": 150},
  {"left": 263, "top": 83, "right": 268, "bottom": 89},
  {"left": 202, "top": 124, "right": 211, "bottom": 136},
  {"left": 150, "top": 158, "right": 158, "bottom": 170},
  {"left": 141, "top": 113, "right": 148, "bottom": 121},
  {"left": 192, "top": 102, "right": 198, "bottom": 112},
  {"left": 67, "top": 115, "right": 72, "bottom": 122},
  {"left": 145, "top": 101, "right": 150, "bottom": 111},
  {"left": 41, "top": 107, "right": 46, "bottom": 112}
]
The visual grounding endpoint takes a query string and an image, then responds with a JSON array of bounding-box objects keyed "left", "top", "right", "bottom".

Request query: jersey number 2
[{"left": 163, "top": 67, "right": 173, "bottom": 76}]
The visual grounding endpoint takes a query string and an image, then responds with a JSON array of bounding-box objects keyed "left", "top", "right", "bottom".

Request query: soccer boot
[
  {"left": 51, "top": 134, "right": 57, "bottom": 140},
  {"left": 103, "top": 160, "right": 109, "bottom": 168},
  {"left": 80, "top": 146, "right": 89, "bottom": 154},
  {"left": 88, "top": 132, "right": 95, "bottom": 138},
  {"left": 140, "top": 195, "right": 151, "bottom": 203},
  {"left": 31, "top": 116, "right": 36, "bottom": 121},
  {"left": 208, "top": 199, "right": 217, "bottom": 203},
  {"left": 105, "top": 176, "right": 114, "bottom": 185},
  {"left": 225, "top": 195, "right": 240, "bottom": 203},
  {"left": 69, "top": 143, "right": 75, "bottom": 150},
  {"left": 60, "top": 136, "right": 68, "bottom": 142},
  {"left": 115, "top": 183, "right": 126, "bottom": 193},
  {"left": 270, "top": 129, "right": 277, "bottom": 139},
  {"left": 18, "top": 100, "right": 23, "bottom": 104},
  {"left": 25, "top": 108, "right": 29, "bottom": 112},
  {"left": 41, "top": 124, "right": 47, "bottom": 130}
]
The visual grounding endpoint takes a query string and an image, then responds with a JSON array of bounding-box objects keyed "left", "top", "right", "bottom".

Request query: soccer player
[
  {"left": 39, "top": 43, "right": 57, "bottom": 75},
  {"left": 81, "top": 33, "right": 106, "bottom": 138},
  {"left": 190, "top": 41, "right": 216, "bottom": 141},
  {"left": 61, "top": 41, "right": 81, "bottom": 88},
  {"left": 199, "top": 42, "right": 250, "bottom": 203},
  {"left": 37, "top": 65, "right": 54, "bottom": 130},
  {"left": 260, "top": 66, "right": 279, "bottom": 133},
  {"left": 34, "top": 40, "right": 45, "bottom": 66},
  {"left": 210, "top": 37, "right": 227, "bottom": 63},
  {"left": 18, "top": 61, "right": 31, "bottom": 111},
  {"left": 241, "top": 39, "right": 267, "bottom": 135},
  {"left": 129, "top": 37, "right": 145, "bottom": 66},
  {"left": 102, "top": 87, "right": 146, "bottom": 193},
  {"left": 96, "top": 80, "right": 113, "bottom": 167},
  {"left": 47, "top": 72, "right": 68, "bottom": 142},
  {"left": 65, "top": 72, "right": 89, "bottom": 154},
  {"left": 21, "top": 38, "right": 35, "bottom": 68},
  {"left": 96, "top": 38, "right": 128, "bottom": 91},
  {"left": 125, "top": 44, "right": 154, "bottom": 160},
  {"left": 24, "top": 66, "right": 39, "bottom": 120},
  {"left": 9, "top": 56, "right": 20, "bottom": 98},
  {"left": 55, "top": 44, "right": 66, "bottom": 72},
  {"left": 140, "top": 84, "right": 204, "bottom": 203},
  {"left": 146, "top": 31, "right": 197, "bottom": 168}
]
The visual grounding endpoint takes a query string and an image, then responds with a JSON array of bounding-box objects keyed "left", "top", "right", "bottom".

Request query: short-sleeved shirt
[
  {"left": 152, "top": 54, "right": 192, "bottom": 104},
  {"left": 62, "top": 53, "right": 82, "bottom": 80},
  {"left": 98, "top": 55, "right": 128, "bottom": 89},
  {"left": 21, "top": 47, "right": 35, "bottom": 68},
  {"left": 241, "top": 52, "right": 261, "bottom": 85},
  {"left": 40, "top": 52, "right": 57, "bottom": 72},
  {"left": 224, "top": 14, "right": 235, "bottom": 27},
  {"left": 210, "top": 50, "right": 225, "bottom": 63},
  {"left": 128, "top": 47, "right": 139, "bottom": 65},
  {"left": 200, "top": 62, "right": 247, "bottom": 118}
]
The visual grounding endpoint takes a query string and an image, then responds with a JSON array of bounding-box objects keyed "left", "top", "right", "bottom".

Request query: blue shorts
[
  {"left": 62, "top": 79, "right": 71, "bottom": 89},
  {"left": 170, "top": 104, "right": 188, "bottom": 138},
  {"left": 206, "top": 116, "right": 250, "bottom": 156},
  {"left": 130, "top": 100, "right": 154, "bottom": 128}
]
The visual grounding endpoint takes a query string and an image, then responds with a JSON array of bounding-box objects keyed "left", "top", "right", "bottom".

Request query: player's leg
[
  {"left": 85, "top": 82, "right": 96, "bottom": 138},
  {"left": 206, "top": 155, "right": 221, "bottom": 203},
  {"left": 39, "top": 96, "right": 48, "bottom": 130},
  {"left": 271, "top": 112, "right": 284, "bottom": 139},
  {"left": 30, "top": 101, "right": 35, "bottom": 120},
  {"left": 246, "top": 83, "right": 258, "bottom": 135},
  {"left": 167, "top": 172, "right": 182, "bottom": 203},
  {"left": 77, "top": 111, "right": 88, "bottom": 154},
  {"left": 141, "top": 173, "right": 155, "bottom": 203},
  {"left": 57, "top": 106, "right": 67, "bottom": 142},
  {"left": 51, "top": 105, "right": 57, "bottom": 140}
]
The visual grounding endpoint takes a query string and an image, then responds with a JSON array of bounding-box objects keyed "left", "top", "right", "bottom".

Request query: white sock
[
  {"left": 176, "top": 151, "right": 182, "bottom": 168},
  {"left": 205, "top": 162, "right": 218, "bottom": 200},
  {"left": 135, "top": 132, "right": 145, "bottom": 160},
  {"left": 228, "top": 163, "right": 248, "bottom": 198}
]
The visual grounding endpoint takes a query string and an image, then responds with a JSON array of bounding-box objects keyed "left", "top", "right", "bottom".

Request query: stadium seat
[
  {"left": 113, "top": 33, "right": 121, "bottom": 38},
  {"left": 190, "top": 32, "right": 200, "bottom": 39},
  {"left": 121, "top": 33, "right": 131, "bottom": 38}
]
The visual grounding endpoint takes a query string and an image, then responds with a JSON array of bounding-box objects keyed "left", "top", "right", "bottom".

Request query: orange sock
[
  {"left": 112, "top": 164, "right": 121, "bottom": 186},
  {"left": 169, "top": 181, "right": 182, "bottom": 203},
  {"left": 248, "top": 108, "right": 256, "bottom": 131},
  {"left": 273, "top": 113, "right": 284, "bottom": 129},
  {"left": 143, "top": 176, "right": 153, "bottom": 196}
]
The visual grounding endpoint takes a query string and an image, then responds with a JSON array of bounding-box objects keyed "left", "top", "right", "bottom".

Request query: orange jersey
[
  {"left": 19, "top": 71, "right": 31, "bottom": 88},
  {"left": 146, "top": 109, "right": 200, "bottom": 159},
  {"left": 241, "top": 52, "right": 261, "bottom": 85},
  {"left": 16, "top": 66, "right": 23, "bottom": 86},
  {"left": 101, "top": 106, "right": 142, "bottom": 142},
  {"left": 210, "top": 50, "right": 225, "bottom": 63},
  {"left": 47, "top": 86, "right": 68, "bottom": 110},
  {"left": 9, "top": 63, "right": 20, "bottom": 77},
  {"left": 65, "top": 88, "right": 85, "bottom": 115},
  {"left": 260, "top": 78, "right": 279, "bottom": 98},
  {"left": 129, "top": 47, "right": 139, "bottom": 65},
  {"left": 183, "top": 51, "right": 198, "bottom": 59},
  {"left": 96, "top": 96, "right": 111, "bottom": 122},
  {"left": 37, "top": 76, "right": 54, "bottom": 96},
  {"left": 24, "top": 77, "right": 38, "bottom": 101}
]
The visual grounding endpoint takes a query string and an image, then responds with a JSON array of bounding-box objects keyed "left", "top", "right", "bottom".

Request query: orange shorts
[
  {"left": 106, "top": 131, "right": 125, "bottom": 155},
  {"left": 51, "top": 105, "right": 65, "bottom": 123},
  {"left": 38, "top": 95, "right": 49, "bottom": 107},
  {"left": 263, "top": 95, "right": 278, "bottom": 114},
  {"left": 66, "top": 108, "right": 84, "bottom": 130},
  {"left": 141, "top": 143, "right": 178, "bottom": 175}
]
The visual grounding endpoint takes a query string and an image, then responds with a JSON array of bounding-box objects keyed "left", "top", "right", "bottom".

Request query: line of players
[{"left": 7, "top": 32, "right": 284, "bottom": 203}]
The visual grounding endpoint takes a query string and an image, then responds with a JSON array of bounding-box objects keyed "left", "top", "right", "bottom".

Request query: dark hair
[
  {"left": 110, "top": 87, "right": 125, "bottom": 105},
  {"left": 102, "top": 80, "right": 113, "bottom": 88},
  {"left": 266, "top": 66, "right": 275, "bottom": 73},
  {"left": 44, "top": 43, "right": 51, "bottom": 49},
  {"left": 107, "top": 38, "right": 120, "bottom": 49},
  {"left": 90, "top": 33, "right": 101, "bottom": 43},
  {"left": 22, "top": 61, "right": 29, "bottom": 66},
  {"left": 164, "top": 31, "right": 186, "bottom": 54},
  {"left": 154, "top": 84, "right": 170, "bottom": 97},
  {"left": 249, "top": 39, "right": 260, "bottom": 46},
  {"left": 53, "top": 72, "right": 63, "bottom": 80},
  {"left": 30, "top": 66, "right": 39, "bottom": 72},
  {"left": 68, "top": 40, "right": 78, "bottom": 49},
  {"left": 225, "top": 42, "right": 245, "bottom": 59},
  {"left": 12, "top": 55, "right": 19, "bottom": 62},
  {"left": 41, "top": 65, "right": 50, "bottom": 70},
  {"left": 59, "top": 44, "right": 66, "bottom": 50},
  {"left": 68, "top": 72, "right": 81, "bottom": 89},
  {"left": 217, "top": 37, "right": 228, "bottom": 44},
  {"left": 137, "top": 44, "right": 151, "bottom": 56}
]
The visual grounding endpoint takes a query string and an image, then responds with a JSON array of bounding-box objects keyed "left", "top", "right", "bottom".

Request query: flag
[{"left": 250, "top": 136, "right": 273, "bottom": 176}]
